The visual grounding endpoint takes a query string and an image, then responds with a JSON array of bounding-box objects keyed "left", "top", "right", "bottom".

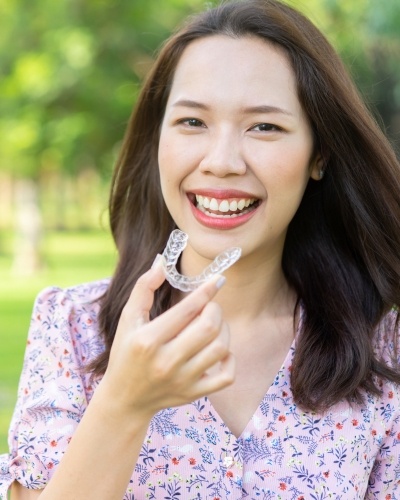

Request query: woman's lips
[{"left": 188, "top": 191, "right": 260, "bottom": 229}]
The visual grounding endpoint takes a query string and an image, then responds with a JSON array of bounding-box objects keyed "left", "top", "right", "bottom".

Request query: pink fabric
[{"left": 0, "top": 280, "right": 399, "bottom": 499}]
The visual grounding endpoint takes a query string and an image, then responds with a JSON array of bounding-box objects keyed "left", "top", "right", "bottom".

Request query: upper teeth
[{"left": 195, "top": 195, "right": 256, "bottom": 212}]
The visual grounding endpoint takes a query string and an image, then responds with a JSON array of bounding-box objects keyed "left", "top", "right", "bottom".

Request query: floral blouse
[{"left": 0, "top": 280, "right": 399, "bottom": 499}]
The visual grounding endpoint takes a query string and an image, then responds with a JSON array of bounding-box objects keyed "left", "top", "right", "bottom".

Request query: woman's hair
[{"left": 89, "top": 0, "right": 400, "bottom": 411}]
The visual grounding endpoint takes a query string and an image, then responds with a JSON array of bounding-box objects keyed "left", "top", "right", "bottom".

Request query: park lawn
[{"left": 0, "top": 229, "right": 117, "bottom": 453}]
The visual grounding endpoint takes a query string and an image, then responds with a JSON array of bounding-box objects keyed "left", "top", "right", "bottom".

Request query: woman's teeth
[{"left": 195, "top": 195, "right": 257, "bottom": 218}]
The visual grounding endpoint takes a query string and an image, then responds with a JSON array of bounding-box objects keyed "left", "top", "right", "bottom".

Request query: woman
[{"left": 1, "top": 0, "right": 400, "bottom": 498}]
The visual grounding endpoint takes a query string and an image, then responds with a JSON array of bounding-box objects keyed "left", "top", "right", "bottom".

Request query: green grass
[{"left": 0, "top": 228, "right": 117, "bottom": 453}]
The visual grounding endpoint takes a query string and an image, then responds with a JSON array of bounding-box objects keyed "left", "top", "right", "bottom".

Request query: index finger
[
  {"left": 123, "top": 256, "right": 166, "bottom": 326},
  {"left": 149, "top": 273, "right": 226, "bottom": 342}
]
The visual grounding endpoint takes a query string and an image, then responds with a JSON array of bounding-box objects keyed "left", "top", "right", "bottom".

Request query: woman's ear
[{"left": 310, "top": 153, "right": 325, "bottom": 181}]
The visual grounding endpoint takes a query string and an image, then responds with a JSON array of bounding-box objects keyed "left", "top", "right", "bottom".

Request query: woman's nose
[{"left": 198, "top": 130, "right": 246, "bottom": 177}]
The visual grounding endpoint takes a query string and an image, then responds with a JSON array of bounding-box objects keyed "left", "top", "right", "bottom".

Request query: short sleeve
[
  {"left": 0, "top": 281, "right": 107, "bottom": 498},
  {"left": 365, "top": 309, "right": 400, "bottom": 498}
]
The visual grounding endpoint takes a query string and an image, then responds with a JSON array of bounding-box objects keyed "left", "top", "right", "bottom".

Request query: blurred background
[{"left": 0, "top": 0, "right": 399, "bottom": 452}]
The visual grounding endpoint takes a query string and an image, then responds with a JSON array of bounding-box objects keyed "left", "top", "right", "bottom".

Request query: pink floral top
[{"left": 0, "top": 280, "right": 399, "bottom": 499}]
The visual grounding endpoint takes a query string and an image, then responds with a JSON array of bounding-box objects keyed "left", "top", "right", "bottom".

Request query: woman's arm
[
  {"left": 11, "top": 482, "right": 42, "bottom": 499},
  {"left": 19, "top": 260, "right": 233, "bottom": 500},
  {"left": 9, "top": 383, "right": 149, "bottom": 500}
]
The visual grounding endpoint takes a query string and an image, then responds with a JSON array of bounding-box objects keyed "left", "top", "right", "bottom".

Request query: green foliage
[
  {"left": 0, "top": 0, "right": 399, "bottom": 179},
  {"left": 0, "top": 0, "right": 209, "bottom": 178},
  {"left": 290, "top": 0, "right": 400, "bottom": 150},
  {"left": 0, "top": 228, "right": 117, "bottom": 452}
]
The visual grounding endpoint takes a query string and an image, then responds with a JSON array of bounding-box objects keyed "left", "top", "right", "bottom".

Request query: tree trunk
[{"left": 11, "top": 178, "right": 44, "bottom": 275}]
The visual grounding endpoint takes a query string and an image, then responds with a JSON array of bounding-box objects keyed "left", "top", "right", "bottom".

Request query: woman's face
[{"left": 158, "top": 35, "right": 320, "bottom": 269}]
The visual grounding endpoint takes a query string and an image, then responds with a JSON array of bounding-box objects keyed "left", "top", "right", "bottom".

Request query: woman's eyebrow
[
  {"left": 172, "top": 99, "right": 293, "bottom": 116},
  {"left": 172, "top": 99, "right": 209, "bottom": 110},
  {"left": 241, "top": 104, "right": 293, "bottom": 116}
]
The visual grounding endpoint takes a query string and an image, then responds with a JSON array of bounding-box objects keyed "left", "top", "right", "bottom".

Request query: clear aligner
[{"left": 161, "top": 229, "right": 242, "bottom": 292}]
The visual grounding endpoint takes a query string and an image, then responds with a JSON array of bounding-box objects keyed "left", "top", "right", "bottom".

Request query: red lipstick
[{"left": 188, "top": 190, "right": 260, "bottom": 230}]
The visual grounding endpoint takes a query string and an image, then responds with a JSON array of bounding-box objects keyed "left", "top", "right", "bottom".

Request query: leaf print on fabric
[
  {"left": 24, "top": 404, "right": 80, "bottom": 427},
  {"left": 150, "top": 409, "right": 181, "bottom": 438},
  {"left": 287, "top": 485, "right": 304, "bottom": 499},
  {"left": 123, "top": 491, "right": 137, "bottom": 500},
  {"left": 288, "top": 443, "right": 303, "bottom": 459},
  {"left": 21, "top": 472, "right": 47, "bottom": 489},
  {"left": 185, "top": 426, "right": 203, "bottom": 443},
  {"left": 199, "top": 445, "right": 215, "bottom": 465},
  {"left": 379, "top": 444, "right": 391, "bottom": 459},
  {"left": 255, "top": 468, "right": 277, "bottom": 482},
  {"left": 250, "top": 486, "right": 277, "bottom": 499},
  {"left": 191, "top": 400, "right": 206, "bottom": 413},
  {"left": 42, "top": 315, "right": 59, "bottom": 332},
  {"left": 206, "top": 466, "right": 232, "bottom": 498},
  {"left": 139, "top": 443, "right": 157, "bottom": 466},
  {"left": 278, "top": 474, "right": 292, "bottom": 485},
  {"left": 328, "top": 442, "right": 348, "bottom": 468},
  {"left": 151, "top": 464, "right": 169, "bottom": 475},
  {"left": 241, "top": 434, "right": 284, "bottom": 465},
  {"left": 271, "top": 407, "right": 280, "bottom": 421},
  {"left": 302, "top": 415, "right": 321, "bottom": 436},
  {"left": 164, "top": 480, "right": 181, "bottom": 500},
  {"left": 205, "top": 426, "right": 220, "bottom": 445},
  {"left": 138, "top": 469, "right": 150, "bottom": 486},
  {"left": 158, "top": 445, "right": 173, "bottom": 461},
  {"left": 333, "top": 469, "right": 346, "bottom": 485},
  {"left": 318, "top": 430, "right": 334, "bottom": 444},
  {"left": 322, "top": 413, "right": 335, "bottom": 427},
  {"left": 292, "top": 464, "right": 315, "bottom": 485},
  {"left": 231, "top": 437, "right": 242, "bottom": 462},
  {"left": 394, "top": 454, "right": 400, "bottom": 480},
  {"left": 1, "top": 285, "right": 400, "bottom": 499},
  {"left": 361, "top": 407, "right": 372, "bottom": 424},
  {"left": 310, "top": 487, "right": 333, "bottom": 500},
  {"left": 380, "top": 403, "right": 395, "bottom": 423},
  {"left": 281, "top": 426, "right": 293, "bottom": 444},
  {"left": 198, "top": 411, "right": 217, "bottom": 424},
  {"left": 192, "top": 463, "right": 206, "bottom": 473},
  {"left": 17, "top": 433, "right": 37, "bottom": 455},
  {"left": 296, "top": 435, "right": 318, "bottom": 456},
  {"left": 260, "top": 400, "right": 270, "bottom": 417},
  {"left": 185, "top": 474, "right": 209, "bottom": 493}
]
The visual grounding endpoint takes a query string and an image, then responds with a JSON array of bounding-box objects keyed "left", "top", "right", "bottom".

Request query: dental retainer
[{"left": 161, "top": 229, "right": 242, "bottom": 292}]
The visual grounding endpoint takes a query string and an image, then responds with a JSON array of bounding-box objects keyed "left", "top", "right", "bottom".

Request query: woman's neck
[{"left": 178, "top": 250, "right": 296, "bottom": 324}]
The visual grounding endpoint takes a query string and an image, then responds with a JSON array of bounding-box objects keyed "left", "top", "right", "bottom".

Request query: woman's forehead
[{"left": 166, "top": 35, "right": 303, "bottom": 118}]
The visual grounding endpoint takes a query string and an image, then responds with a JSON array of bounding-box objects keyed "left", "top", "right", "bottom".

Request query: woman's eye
[
  {"left": 251, "top": 123, "right": 280, "bottom": 132},
  {"left": 181, "top": 118, "right": 204, "bottom": 127}
]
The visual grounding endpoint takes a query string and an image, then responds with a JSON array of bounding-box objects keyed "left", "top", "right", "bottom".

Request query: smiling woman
[
  {"left": 1, "top": 1, "right": 400, "bottom": 499},
  {"left": 159, "top": 35, "right": 319, "bottom": 253}
]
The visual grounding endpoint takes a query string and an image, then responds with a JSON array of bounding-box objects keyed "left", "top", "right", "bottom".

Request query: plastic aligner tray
[{"left": 161, "top": 229, "right": 242, "bottom": 292}]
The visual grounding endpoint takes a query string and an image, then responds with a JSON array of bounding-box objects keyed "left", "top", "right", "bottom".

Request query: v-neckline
[{"left": 203, "top": 338, "right": 296, "bottom": 440}]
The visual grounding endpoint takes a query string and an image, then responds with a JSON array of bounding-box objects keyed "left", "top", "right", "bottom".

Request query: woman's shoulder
[
  {"left": 35, "top": 277, "right": 111, "bottom": 309},
  {"left": 27, "top": 278, "right": 111, "bottom": 365}
]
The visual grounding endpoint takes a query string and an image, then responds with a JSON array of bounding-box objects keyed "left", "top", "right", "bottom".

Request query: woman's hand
[
  {"left": 99, "top": 257, "right": 235, "bottom": 420},
  {"left": 16, "top": 260, "right": 234, "bottom": 500}
]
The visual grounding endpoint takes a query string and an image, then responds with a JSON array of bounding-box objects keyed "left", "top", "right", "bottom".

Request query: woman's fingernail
[
  {"left": 215, "top": 275, "right": 226, "bottom": 289},
  {"left": 151, "top": 253, "right": 163, "bottom": 269}
]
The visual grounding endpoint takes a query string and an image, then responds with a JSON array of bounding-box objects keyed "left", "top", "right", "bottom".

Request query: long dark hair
[{"left": 89, "top": 0, "right": 400, "bottom": 411}]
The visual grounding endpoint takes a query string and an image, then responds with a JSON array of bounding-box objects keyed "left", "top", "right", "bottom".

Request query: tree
[
  {"left": 0, "top": 0, "right": 398, "bottom": 271},
  {"left": 0, "top": 0, "right": 209, "bottom": 270},
  {"left": 291, "top": 0, "right": 400, "bottom": 154},
  {"left": 0, "top": 0, "right": 211, "bottom": 180}
]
